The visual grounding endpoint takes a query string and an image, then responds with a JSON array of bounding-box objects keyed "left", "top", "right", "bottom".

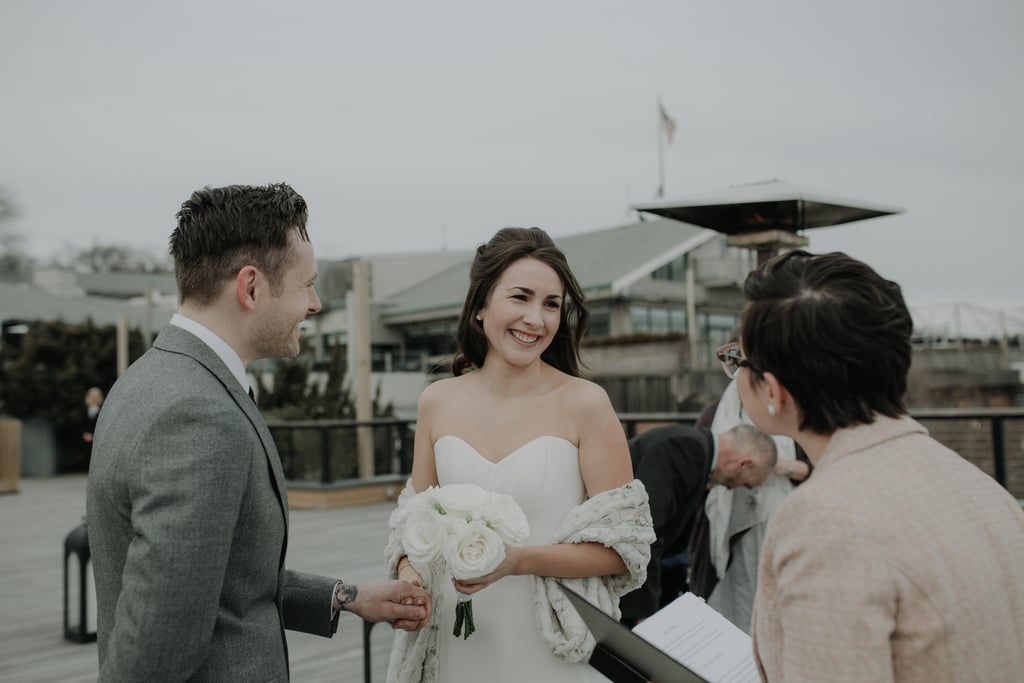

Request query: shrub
[{"left": 0, "top": 319, "right": 145, "bottom": 471}]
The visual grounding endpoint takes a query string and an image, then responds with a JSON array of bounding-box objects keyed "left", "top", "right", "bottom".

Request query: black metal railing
[
  {"left": 273, "top": 406, "right": 1024, "bottom": 683},
  {"left": 268, "top": 417, "right": 415, "bottom": 485},
  {"left": 269, "top": 407, "right": 1024, "bottom": 498},
  {"left": 619, "top": 407, "right": 1024, "bottom": 496}
]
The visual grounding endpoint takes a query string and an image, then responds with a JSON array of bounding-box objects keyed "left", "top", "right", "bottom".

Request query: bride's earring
[
  {"left": 475, "top": 314, "right": 483, "bottom": 322},
  {"left": 767, "top": 403, "right": 776, "bottom": 417}
]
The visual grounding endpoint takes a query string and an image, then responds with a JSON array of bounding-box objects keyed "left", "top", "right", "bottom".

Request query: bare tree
[
  {"left": 0, "top": 190, "right": 32, "bottom": 281},
  {"left": 69, "top": 243, "right": 173, "bottom": 274},
  {"left": 0, "top": 192, "right": 13, "bottom": 223}
]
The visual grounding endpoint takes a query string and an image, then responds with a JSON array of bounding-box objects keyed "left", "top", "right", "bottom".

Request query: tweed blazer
[
  {"left": 87, "top": 325, "right": 339, "bottom": 682},
  {"left": 752, "top": 414, "right": 1024, "bottom": 682}
]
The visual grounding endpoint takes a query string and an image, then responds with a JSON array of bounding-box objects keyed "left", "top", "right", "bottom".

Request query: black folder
[{"left": 559, "top": 584, "right": 709, "bottom": 683}]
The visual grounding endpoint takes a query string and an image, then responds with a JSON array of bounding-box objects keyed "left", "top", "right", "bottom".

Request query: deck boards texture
[{"left": 0, "top": 475, "right": 398, "bottom": 683}]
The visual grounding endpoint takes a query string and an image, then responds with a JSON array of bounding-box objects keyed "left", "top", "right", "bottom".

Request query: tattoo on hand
[{"left": 334, "top": 582, "right": 358, "bottom": 611}]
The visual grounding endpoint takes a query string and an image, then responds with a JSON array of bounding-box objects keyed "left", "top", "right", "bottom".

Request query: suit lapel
[
  {"left": 247, "top": 407, "right": 290, "bottom": 532},
  {"left": 153, "top": 326, "right": 290, "bottom": 543}
]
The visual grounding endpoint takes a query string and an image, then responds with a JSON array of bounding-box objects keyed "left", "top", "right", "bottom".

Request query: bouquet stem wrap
[{"left": 453, "top": 592, "right": 475, "bottom": 639}]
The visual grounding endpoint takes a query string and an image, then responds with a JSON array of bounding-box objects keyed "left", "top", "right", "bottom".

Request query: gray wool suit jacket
[{"left": 86, "top": 325, "right": 339, "bottom": 682}]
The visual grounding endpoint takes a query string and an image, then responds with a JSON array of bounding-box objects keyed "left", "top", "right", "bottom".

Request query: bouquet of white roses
[{"left": 400, "top": 483, "right": 530, "bottom": 639}]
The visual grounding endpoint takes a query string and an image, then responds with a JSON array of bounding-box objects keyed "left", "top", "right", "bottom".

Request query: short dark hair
[
  {"left": 452, "top": 227, "right": 588, "bottom": 377},
  {"left": 170, "top": 183, "right": 310, "bottom": 305},
  {"left": 740, "top": 250, "right": 912, "bottom": 433}
]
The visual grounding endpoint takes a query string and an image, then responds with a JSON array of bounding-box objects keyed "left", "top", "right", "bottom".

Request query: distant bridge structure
[{"left": 911, "top": 301, "right": 1024, "bottom": 345}]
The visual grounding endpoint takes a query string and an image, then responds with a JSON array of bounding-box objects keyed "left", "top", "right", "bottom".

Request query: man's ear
[{"left": 235, "top": 266, "right": 259, "bottom": 311}]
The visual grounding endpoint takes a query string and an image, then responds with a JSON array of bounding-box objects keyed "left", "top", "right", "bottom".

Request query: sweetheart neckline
[{"left": 435, "top": 434, "right": 577, "bottom": 465}]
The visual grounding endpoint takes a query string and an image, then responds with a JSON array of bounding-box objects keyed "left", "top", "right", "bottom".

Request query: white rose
[
  {"left": 402, "top": 508, "right": 447, "bottom": 566},
  {"left": 483, "top": 493, "right": 530, "bottom": 546},
  {"left": 440, "top": 512, "right": 469, "bottom": 535},
  {"left": 393, "top": 486, "right": 439, "bottom": 526},
  {"left": 434, "top": 483, "right": 489, "bottom": 521},
  {"left": 443, "top": 520, "right": 506, "bottom": 580}
]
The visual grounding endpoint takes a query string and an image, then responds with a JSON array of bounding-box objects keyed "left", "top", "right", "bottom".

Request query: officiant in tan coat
[{"left": 731, "top": 249, "right": 1024, "bottom": 682}]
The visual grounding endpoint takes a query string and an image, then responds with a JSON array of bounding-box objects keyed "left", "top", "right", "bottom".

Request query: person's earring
[
  {"left": 767, "top": 404, "right": 776, "bottom": 417},
  {"left": 475, "top": 314, "right": 482, "bottom": 322}
]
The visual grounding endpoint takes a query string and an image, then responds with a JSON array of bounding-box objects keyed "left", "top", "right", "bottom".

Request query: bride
[{"left": 385, "top": 227, "right": 654, "bottom": 683}]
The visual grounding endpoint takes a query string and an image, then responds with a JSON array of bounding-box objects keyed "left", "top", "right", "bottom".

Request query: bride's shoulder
[
  {"left": 418, "top": 374, "right": 472, "bottom": 405},
  {"left": 550, "top": 373, "right": 614, "bottom": 411},
  {"left": 560, "top": 374, "right": 610, "bottom": 399}
]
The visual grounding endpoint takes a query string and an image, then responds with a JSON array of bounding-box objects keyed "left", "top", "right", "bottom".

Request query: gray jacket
[{"left": 87, "top": 325, "right": 338, "bottom": 682}]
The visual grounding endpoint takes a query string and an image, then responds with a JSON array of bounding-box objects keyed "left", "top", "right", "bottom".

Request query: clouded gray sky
[{"left": 2, "top": 0, "right": 1022, "bottom": 323}]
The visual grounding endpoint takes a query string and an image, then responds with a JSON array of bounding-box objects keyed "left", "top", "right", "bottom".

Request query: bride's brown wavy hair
[{"left": 451, "top": 227, "right": 588, "bottom": 377}]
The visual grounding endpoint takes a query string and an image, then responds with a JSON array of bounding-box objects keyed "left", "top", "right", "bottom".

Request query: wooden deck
[{"left": 0, "top": 475, "right": 399, "bottom": 683}]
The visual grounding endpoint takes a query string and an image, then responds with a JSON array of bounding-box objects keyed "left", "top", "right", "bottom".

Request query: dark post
[
  {"left": 991, "top": 417, "right": 1007, "bottom": 488},
  {"left": 63, "top": 522, "right": 97, "bottom": 643},
  {"left": 363, "top": 620, "right": 377, "bottom": 683},
  {"left": 321, "top": 427, "right": 332, "bottom": 484},
  {"left": 399, "top": 422, "right": 414, "bottom": 474}
]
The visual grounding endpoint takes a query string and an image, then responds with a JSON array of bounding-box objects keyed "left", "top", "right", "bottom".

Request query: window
[
  {"left": 321, "top": 331, "right": 346, "bottom": 351},
  {"left": 700, "top": 312, "right": 741, "bottom": 349},
  {"left": 651, "top": 255, "right": 687, "bottom": 283},
  {"left": 629, "top": 305, "right": 687, "bottom": 334},
  {"left": 670, "top": 308, "right": 686, "bottom": 332},
  {"left": 650, "top": 307, "right": 670, "bottom": 333},
  {"left": 403, "top": 320, "right": 458, "bottom": 357},
  {"left": 587, "top": 304, "right": 610, "bottom": 336}
]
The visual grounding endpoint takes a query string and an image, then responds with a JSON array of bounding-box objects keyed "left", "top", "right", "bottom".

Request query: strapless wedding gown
[{"left": 434, "top": 435, "right": 610, "bottom": 682}]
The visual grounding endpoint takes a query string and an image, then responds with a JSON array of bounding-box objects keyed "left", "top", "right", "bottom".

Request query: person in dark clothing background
[
  {"left": 686, "top": 385, "right": 813, "bottom": 613},
  {"left": 619, "top": 423, "right": 776, "bottom": 625},
  {"left": 81, "top": 386, "right": 104, "bottom": 465}
]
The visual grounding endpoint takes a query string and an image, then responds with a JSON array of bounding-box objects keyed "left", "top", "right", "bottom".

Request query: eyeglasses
[{"left": 715, "top": 342, "right": 758, "bottom": 379}]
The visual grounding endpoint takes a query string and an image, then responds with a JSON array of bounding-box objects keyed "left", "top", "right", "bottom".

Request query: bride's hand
[
  {"left": 397, "top": 560, "right": 424, "bottom": 588},
  {"left": 452, "top": 546, "right": 523, "bottom": 595}
]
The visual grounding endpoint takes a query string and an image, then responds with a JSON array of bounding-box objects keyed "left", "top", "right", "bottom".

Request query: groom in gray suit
[{"left": 87, "top": 183, "right": 431, "bottom": 681}]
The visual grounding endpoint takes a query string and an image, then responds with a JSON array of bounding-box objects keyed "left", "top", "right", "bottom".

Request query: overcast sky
[{"left": 2, "top": 0, "right": 1022, "bottom": 329}]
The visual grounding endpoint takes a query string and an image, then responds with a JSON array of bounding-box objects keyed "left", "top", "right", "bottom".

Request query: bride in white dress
[{"left": 385, "top": 227, "right": 653, "bottom": 683}]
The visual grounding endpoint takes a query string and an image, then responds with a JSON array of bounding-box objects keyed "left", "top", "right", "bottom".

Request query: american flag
[{"left": 660, "top": 102, "right": 677, "bottom": 144}]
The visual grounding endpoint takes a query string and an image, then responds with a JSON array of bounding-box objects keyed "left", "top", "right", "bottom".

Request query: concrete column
[{"left": 349, "top": 259, "right": 374, "bottom": 478}]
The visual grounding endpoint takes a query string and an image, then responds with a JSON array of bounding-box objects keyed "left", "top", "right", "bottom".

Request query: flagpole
[{"left": 656, "top": 97, "right": 665, "bottom": 198}]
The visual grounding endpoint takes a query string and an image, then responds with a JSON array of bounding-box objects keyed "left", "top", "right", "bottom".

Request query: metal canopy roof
[{"left": 631, "top": 179, "right": 905, "bottom": 235}]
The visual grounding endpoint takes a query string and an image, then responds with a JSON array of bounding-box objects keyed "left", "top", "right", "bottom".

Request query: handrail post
[
  {"left": 399, "top": 423, "right": 413, "bottom": 474},
  {"left": 992, "top": 416, "right": 1007, "bottom": 488},
  {"left": 321, "top": 426, "right": 331, "bottom": 484},
  {"left": 363, "top": 619, "right": 376, "bottom": 683}
]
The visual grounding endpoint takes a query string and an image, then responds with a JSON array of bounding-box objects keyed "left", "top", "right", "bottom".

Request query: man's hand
[{"left": 339, "top": 580, "right": 432, "bottom": 631}]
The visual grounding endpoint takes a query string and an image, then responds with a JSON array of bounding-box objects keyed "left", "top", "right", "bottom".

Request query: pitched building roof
[
  {"left": 76, "top": 271, "right": 178, "bottom": 299},
  {"left": 0, "top": 281, "right": 173, "bottom": 330},
  {"left": 316, "top": 251, "right": 474, "bottom": 308},
  {"left": 379, "top": 218, "right": 715, "bottom": 320}
]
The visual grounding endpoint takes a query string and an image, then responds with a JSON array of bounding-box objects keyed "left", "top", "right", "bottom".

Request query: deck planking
[{"left": 0, "top": 475, "right": 399, "bottom": 683}]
